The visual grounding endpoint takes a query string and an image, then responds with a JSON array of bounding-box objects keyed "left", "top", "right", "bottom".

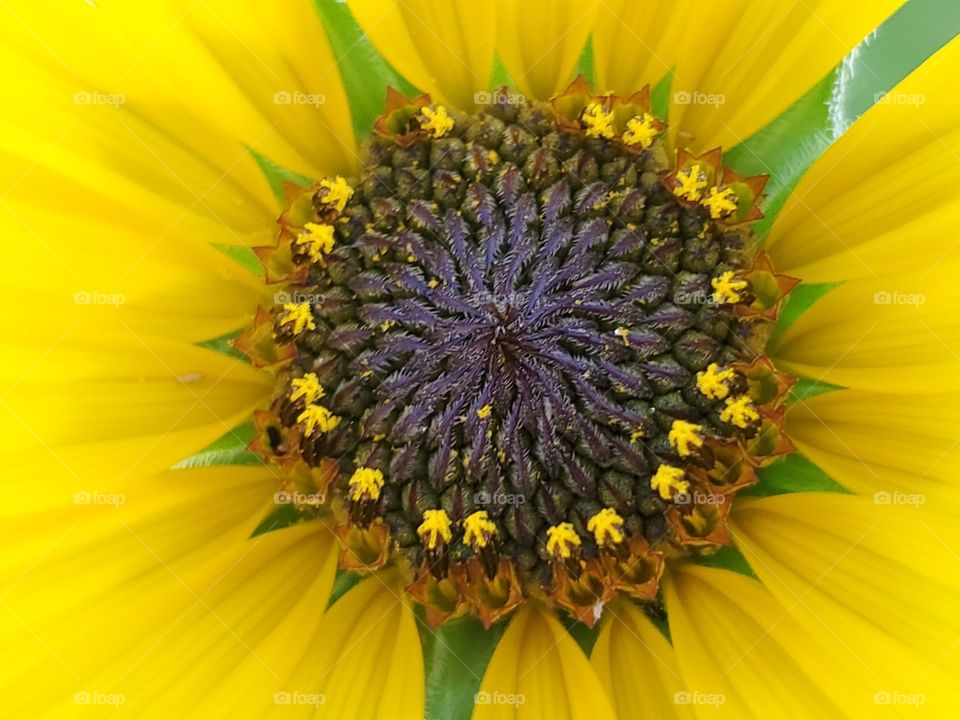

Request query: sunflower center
[{"left": 243, "top": 84, "right": 795, "bottom": 627}]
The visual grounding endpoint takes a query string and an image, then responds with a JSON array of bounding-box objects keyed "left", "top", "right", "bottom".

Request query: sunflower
[{"left": 2, "top": 1, "right": 959, "bottom": 718}]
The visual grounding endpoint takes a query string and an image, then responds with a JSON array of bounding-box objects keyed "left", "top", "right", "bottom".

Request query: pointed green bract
[
  {"left": 743, "top": 453, "right": 851, "bottom": 498},
  {"left": 172, "top": 421, "right": 263, "bottom": 469},
  {"left": 697, "top": 545, "right": 758, "bottom": 579},
  {"left": 421, "top": 614, "right": 505, "bottom": 720},
  {"left": 314, "top": 0, "right": 419, "bottom": 141},
  {"left": 726, "top": 0, "right": 960, "bottom": 237}
]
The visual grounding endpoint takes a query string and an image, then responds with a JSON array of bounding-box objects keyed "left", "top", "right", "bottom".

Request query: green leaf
[
  {"left": 249, "top": 147, "right": 313, "bottom": 204},
  {"left": 742, "top": 453, "right": 851, "bottom": 498},
  {"left": 576, "top": 35, "right": 596, "bottom": 88},
  {"left": 421, "top": 614, "right": 505, "bottom": 720},
  {"left": 171, "top": 421, "right": 263, "bottom": 470},
  {"left": 727, "top": 0, "right": 960, "bottom": 236},
  {"left": 314, "top": 0, "right": 419, "bottom": 142}
]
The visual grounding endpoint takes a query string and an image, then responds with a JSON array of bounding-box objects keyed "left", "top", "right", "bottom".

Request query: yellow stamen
[
  {"left": 420, "top": 105, "right": 455, "bottom": 138},
  {"left": 685, "top": 508, "right": 709, "bottom": 534},
  {"left": 673, "top": 165, "right": 708, "bottom": 202},
  {"left": 650, "top": 465, "right": 689, "bottom": 501},
  {"left": 622, "top": 113, "right": 659, "bottom": 149},
  {"left": 464, "top": 510, "right": 497, "bottom": 549},
  {"left": 279, "top": 303, "right": 316, "bottom": 335},
  {"left": 349, "top": 467, "right": 385, "bottom": 502},
  {"left": 318, "top": 176, "right": 354, "bottom": 212},
  {"left": 476, "top": 404, "right": 492, "bottom": 420},
  {"left": 668, "top": 419, "right": 704, "bottom": 458},
  {"left": 701, "top": 186, "right": 738, "bottom": 219},
  {"left": 296, "top": 222, "right": 336, "bottom": 263},
  {"left": 711, "top": 271, "right": 749, "bottom": 304},
  {"left": 696, "top": 363, "right": 736, "bottom": 400},
  {"left": 720, "top": 395, "right": 760, "bottom": 429},
  {"left": 546, "top": 522, "right": 582, "bottom": 559},
  {"left": 296, "top": 403, "right": 341, "bottom": 436},
  {"left": 582, "top": 102, "right": 615, "bottom": 139},
  {"left": 418, "top": 509, "right": 453, "bottom": 550},
  {"left": 587, "top": 508, "right": 625, "bottom": 547},
  {"left": 289, "top": 372, "right": 324, "bottom": 404}
]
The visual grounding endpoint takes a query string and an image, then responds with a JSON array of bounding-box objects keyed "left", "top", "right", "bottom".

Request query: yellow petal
[
  {"left": 667, "top": 563, "right": 904, "bottom": 718},
  {"left": 772, "top": 261, "right": 960, "bottom": 392},
  {"left": 732, "top": 494, "right": 960, "bottom": 712},
  {"left": 347, "top": 0, "right": 495, "bottom": 108},
  {"left": 0, "top": 466, "right": 340, "bottom": 717},
  {"left": 0, "top": 336, "right": 270, "bottom": 501},
  {"left": 593, "top": 0, "right": 690, "bottom": 96},
  {"left": 0, "top": 0, "right": 355, "bottom": 183},
  {"left": 786, "top": 390, "right": 960, "bottom": 511},
  {"left": 594, "top": 0, "right": 900, "bottom": 150},
  {"left": 474, "top": 601, "right": 616, "bottom": 720},
  {"left": 496, "top": 0, "right": 600, "bottom": 100},
  {"left": 769, "top": 38, "right": 960, "bottom": 281},
  {"left": 286, "top": 573, "right": 425, "bottom": 719},
  {"left": 590, "top": 598, "right": 693, "bottom": 719}
]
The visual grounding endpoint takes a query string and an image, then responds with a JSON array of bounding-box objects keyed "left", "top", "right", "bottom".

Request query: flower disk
[{"left": 249, "top": 87, "right": 794, "bottom": 625}]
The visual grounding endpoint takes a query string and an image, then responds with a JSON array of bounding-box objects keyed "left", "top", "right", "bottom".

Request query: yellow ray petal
[
  {"left": 0, "top": 335, "right": 270, "bottom": 500},
  {"left": 474, "top": 601, "right": 616, "bottom": 720},
  {"left": 285, "top": 573, "right": 425, "bottom": 719},
  {"left": 496, "top": 0, "right": 600, "bottom": 100},
  {"left": 1, "top": 182, "right": 268, "bottom": 344},
  {"left": 0, "top": 0, "right": 355, "bottom": 183},
  {"left": 786, "top": 390, "right": 960, "bottom": 511},
  {"left": 731, "top": 494, "right": 960, "bottom": 713},
  {"left": 769, "top": 38, "right": 960, "bottom": 281},
  {"left": 347, "top": 0, "right": 495, "bottom": 108},
  {"left": 590, "top": 598, "right": 693, "bottom": 719},
  {"left": 772, "top": 260, "right": 960, "bottom": 393},
  {"left": 666, "top": 0, "right": 901, "bottom": 152},
  {"left": 667, "top": 563, "right": 914, "bottom": 719},
  {"left": 592, "top": 0, "right": 690, "bottom": 97},
  {"left": 0, "top": 465, "right": 340, "bottom": 718}
]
